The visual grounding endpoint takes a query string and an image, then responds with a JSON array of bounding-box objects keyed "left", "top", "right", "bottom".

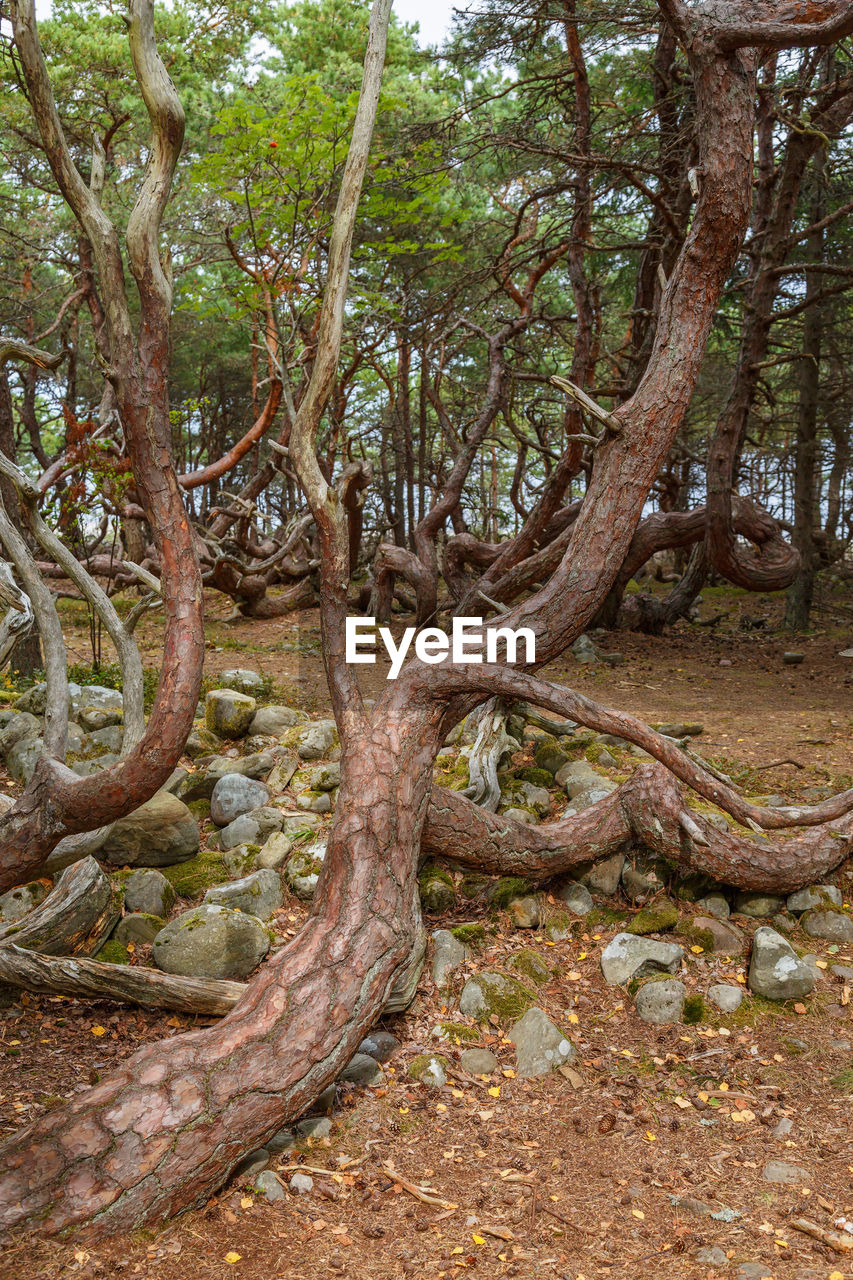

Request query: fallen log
[{"left": 0, "top": 944, "right": 246, "bottom": 1015}]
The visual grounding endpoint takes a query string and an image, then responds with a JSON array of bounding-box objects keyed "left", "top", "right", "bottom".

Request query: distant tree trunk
[
  {"left": 0, "top": 369, "right": 43, "bottom": 676},
  {"left": 785, "top": 138, "right": 827, "bottom": 629}
]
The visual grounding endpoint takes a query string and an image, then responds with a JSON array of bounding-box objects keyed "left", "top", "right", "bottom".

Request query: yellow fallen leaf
[
  {"left": 90, "top": 1026, "right": 106, "bottom": 1037},
  {"left": 240, "top": 1196, "right": 253, "bottom": 1209},
  {"left": 690, "top": 945, "right": 704, "bottom": 954},
  {"left": 451, "top": 1088, "right": 465, "bottom": 1098},
  {"left": 501, "top": 1068, "right": 515, "bottom": 1078},
  {"left": 644, "top": 1131, "right": 657, "bottom": 1142},
  {"left": 567, "top": 970, "right": 582, "bottom": 981},
  {"left": 673, "top": 1096, "right": 692, "bottom": 1110},
  {"left": 399, "top": 1106, "right": 409, "bottom": 1114},
  {"left": 450, "top": 1246, "right": 464, "bottom": 1255},
  {"left": 632, "top": 1209, "right": 645, "bottom": 1220},
  {"left": 488, "top": 1086, "right": 500, "bottom": 1097},
  {"left": 578, "top": 952, "right": 587, "bottom": 960},
  {"left": 224, "top": 1252, "right": 241, "bottom": 1264},
  {"left": 568, "top": 1013, "right": 580, "bottom": 1024},
  {"left": 815, "top": 959, "right": 828, "bottom": 970},
  {"left": 718, "top": 1082, "right": 729, "bottom": 1091},
  {"left": 472, "top": 1234, "right": 486, "bottom": 1245},
  {"left": 829, "top": 1271, "right": 845, "bottom": 1280},
  {"left": 436, "top": 1103, "right": 447, "bottom": 1112}
]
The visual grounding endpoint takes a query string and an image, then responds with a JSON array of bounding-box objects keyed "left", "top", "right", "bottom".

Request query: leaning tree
[{"left": 2, "top": 0, "right": 853, "bottom": 1239}]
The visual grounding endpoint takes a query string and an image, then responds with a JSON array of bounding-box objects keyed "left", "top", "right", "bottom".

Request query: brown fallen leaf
[
  {"left": 478, "top": 1225, "right": 514, "bottom": 1241},
  {"left": 558, "top": 1065, "right": 583, "bottom": 1089}
]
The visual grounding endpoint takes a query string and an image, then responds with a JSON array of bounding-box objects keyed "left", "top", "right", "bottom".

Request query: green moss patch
[
  {"left": 487, "top": 876, "right": 531, "bottom": 909},
  {"left": 94, "top": 938, "right": 132, "bottom": 966},
  {"left": 510, "top": 948, "right": 552, "bottom": 985},
  {"left": 161, "top": 849, "right": 231, "bottom": 899},
  {"left": 627, "top": 902, "right": 679, "bottom": 936},
  {"left": 452, "top": 922, "right": 487, "bottom": 946}
]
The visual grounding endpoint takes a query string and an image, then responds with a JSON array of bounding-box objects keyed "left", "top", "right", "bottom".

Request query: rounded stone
[
  {"left": 707, "top": 982, "right": 743, "bottom": 1013},
  {"left": 152, "top": 904, "right": 270, "bottom": 979},
  {"left": 205, "top": 689, "right": 257, "bottom": 739},
  {"left": 635, "top": 978, "right": 686, "bottom": 1024},
  {"left": 460, "top": 1047, "right": 499, "bottom": 1075},
  {"left": 100, "top": 793, "right": 199, "bottom": 867},
  {"left": 210, "top": 774, "right": 271, "bottom": 826},
  {"left": 123, "top": 868, "right": 176, "bottom": 917},
  {"left": 203, "top": 868, "right": 283, "bottom": 920}
]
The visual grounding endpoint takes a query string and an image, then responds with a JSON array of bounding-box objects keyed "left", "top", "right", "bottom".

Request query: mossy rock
[
  {"left": 186, "top": 798, "right": 211, "bottom": 821},
  {"left": 487, "top": 876, "right": 531, "bottom": 909},
  {"left": 627, "top": 902, "right": 679, "bottom": 936},
  {"left": 677, "top": 922, "right": 716, "bottom": 953},
  {"left": 585, "top": 905, "right": 630, "bottom": 929},
  {"left": 510, "top": 948, "right": 552, "bottom": 985},
  {"left": 533, "top": 740, "right": 572, "bottom": 776},
  {"left": 459, "top": 971, "right": 537, "bottom": 1023},
  {"left": 545, "top": 911, "right": 577, "bottom": 942},
  {"left": 682, "top": 993, "right": 706, "bottom": 1025},
  {"left": 452, "top": 922, "right": 487, "bottom": 946},
  {"left": 94, "top": 938, "right": 132, "bottom": 966},
  {"left": 160, "top": 849, "right": 232, "bottom": 899},
  {"left": 434, "top": 1021, "right": 479, "bottom": 1044},
  {"left": 458, "top": 874, "right": 489, "bottom": 900},
  {"left": 420, "top": 863, "right": 456, "bottom": 912},
  {"left": 409, "top": 1053, "right": 450, "bottom": 1081},
  {"left": 517, "top": 767, "right": 555, "bottom": 789}
]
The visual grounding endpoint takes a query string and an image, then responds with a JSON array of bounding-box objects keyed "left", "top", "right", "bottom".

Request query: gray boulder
[
  {"left": 748, "top": 927, "right": 815, "bottom": 1000},
  {"left": 86, "top": 725, "right": 123, "bottom": 755},
  {"left": 204, "top": 868, "right": 283, "bottom": 920},
  {"left": 152, "top": 904, "right": 270, "bottom": 979},
  {"left": 217, "top": 806, "right": 283, "bottom": 850},
  {"left": 0, "top": 710, "right": 41, "bottom": 755},
  {"left": 692, "top": 915, "right": 745, "bottom": 954},
  {"left": 70, "top": 684, "right": 122, "bottom": 716},
  {"left": 801, "top": 909, "right": 853, "bottom": 943},
  {"left": 179, "top": 752, "right": 276, "bottom": 802},
  {"left": 255, "top": 832, "right": 294, "bottom": 871},
  {"left": 570, "top": 782, "right": 618, "bottom": 813},
  {"left": 460, "top": 1048, "right": 498, "bottom": 1075},
  {"left": 734, "top": 891, "right": 785, "bottom": 918},
  {"left": 79, "top": 706, "right": 122, "bottom": 732},
  {"left": 707, "top": 983, "right": 743, "bottom": 1013},
  {"left": 787, "top": 884, "right": 842, "bottom": 914},
  {"left": 556, "top": 760, "right": 597, "bottom": 790},
  {"left": 695, "top": 892, "right": 731, "bottom": 920},
  {"left": 340, "top": 1053, "right": 384, "bottom": 1087},
  {"left": 205, "top": 689, "right": 257, "bottom": 739},
  {"left": 432, "top": 928, "right": 466, "bottom": 988},
  {"left": 358, "top": 1032, "right": 400, "bottom": 1062},
  {"left": 123, "top": 868, "right": 176, "bottom": 917},
  {"left": 254, "top": 1170, "right": 285, "bottom": 1201},
  {"left": 509, "top": 1007, "right": 576, "bottom": 1076},
  {"left": 295, "top": 721, "right": 338, "bottom": 760},
  {"left": 284, "top": 842, "right": 326, "bottom": 899},
  {"left": 210, "top": 774, "right": 271, "bottom": 826},
  {"left": 635, "top": 978, "right": 685, "bottom": 1024},
  {"left": 249, "top": 705, "right": 306, "bottom": 737},
  {"left": 600, "top": 933, "right": 684, "bottom": 986},
  {"left": 556, "top": 880, "right": 594, "bottom": 916},
  {"left": 310, "top": 762, "right": 341, "bottom": 791},
  {"left": 114, "top": 913, "right": 164, "bottom": 945},
  {"left": 575, "top": 852, "right": 626, "bottom": 896},
  {"left": 218, "top": 669, "right": 266, "bottom": 695},
  {"left": 100, "top": 793, "right": 199, "bottom": 867},
  {"left": 459, "top": 971, "right": 535, "bottom": 1022},
  {"left": 5, "top": 733, "right": 43, "bottom": 783},
  {"left": 0, "top": 880, "right": 49, "bottom": 923},
  {"left": 507, "top": 895, "right": 541, "bottom": 928},
  {"left": 762, "top": 1160, "right": 810, "bottom": 1185}
]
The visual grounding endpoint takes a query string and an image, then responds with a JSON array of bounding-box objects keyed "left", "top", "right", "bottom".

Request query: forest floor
[{"left": 1, "top": 582, "right": 853, "bottom": 1280}]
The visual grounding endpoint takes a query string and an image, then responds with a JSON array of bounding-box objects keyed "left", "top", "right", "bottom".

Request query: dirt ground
[{"left": 1, "top": 584, "right": 852, "bottom": 1280}]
